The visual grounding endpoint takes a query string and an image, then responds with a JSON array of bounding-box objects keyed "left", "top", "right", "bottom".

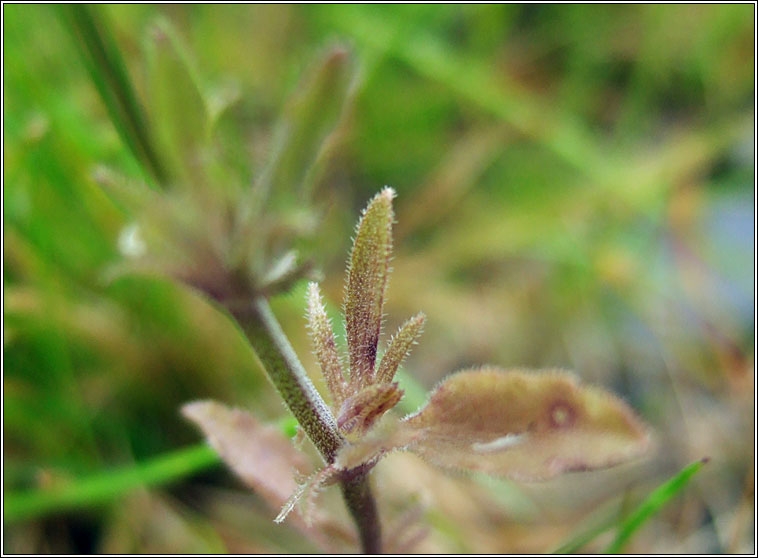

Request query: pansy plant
[{"left": 184, "top": 188, "right": 650, "bottom": 552}]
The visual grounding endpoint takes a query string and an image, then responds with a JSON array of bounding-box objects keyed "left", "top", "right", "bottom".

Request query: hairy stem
[
  {"left": 233, "top": 297, "right": 342, "bottom": 461},
  {"left": 233, "top": 297, "right": 382, "bottom": 552},
  {"left": 340, "top": 469, "right": 382, "bottom": 554}
]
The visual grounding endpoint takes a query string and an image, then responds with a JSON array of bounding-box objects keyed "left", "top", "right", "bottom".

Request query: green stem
[
  {"left": 234, "top": 297, "right": 342, "bottom": 461},
  {"left": 232, "top": 297, "right": 381, "bottom": 552}
]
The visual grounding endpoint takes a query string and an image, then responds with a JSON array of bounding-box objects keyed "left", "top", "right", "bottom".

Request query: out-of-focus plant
[
  {"left": 73, "top": 14, "right": 353, "bottom": 303},
  {"left": 62, "top": 4, "right": 372, "bottom": 550}
]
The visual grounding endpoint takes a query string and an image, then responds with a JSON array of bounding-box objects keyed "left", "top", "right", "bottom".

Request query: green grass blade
[
  {"left": 604, "top": 458, "right": 709, "bottom": 554},
  {"left": 553, "top": 514, "right": 617, "bottom": 554},
  {"left": 3, "top": 444, "right": 219, "bottom": 523},
  {"left": 240, "top": 46, "right": 355, "bottom": 220},
  {"left": 326, "top": 7, "right": 609, "bottom": 183},
  {"left": 145, "top": 17, "right": 209, "bottom": 188},
  {"left": 60, "top": 4, "right": 167, "bottom": 184}
]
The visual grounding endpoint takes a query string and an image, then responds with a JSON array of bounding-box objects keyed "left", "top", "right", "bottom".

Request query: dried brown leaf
[
  {"left": 344, "top": 187, "right": 395, "bottom": 387},
  {"left": 403, "top": 367, "right": 650, "bottom": 481},
  {"left": 181, "top": 401, "right": 309, "bottom": 508}
]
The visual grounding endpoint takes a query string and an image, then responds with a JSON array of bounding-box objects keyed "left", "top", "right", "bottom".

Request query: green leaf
[
  {"left": 344, "top": 187, "right": 395, "bottom": 388},
  {"left": 92, "top": 165, "right": 156, "bottom": 215},
  {"left": 61, "top": 5, "right": 167, "bottom": 184},
  {"left": 145, "top": 18, "right": 209, "bottom": 189},
  {"left": 255, "top": 44, "right": 356, "bottom": 205},
  {"left": 604, "top": 459, "right": 708, "bottom": 553},
  {"left": 374, "top": 312, "right": 425, "bottom": 385},
  {"left": 233, "top": 45, "right": 356, "bottom": 268}
]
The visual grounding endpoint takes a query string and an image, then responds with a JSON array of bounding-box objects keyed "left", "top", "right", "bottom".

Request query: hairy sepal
[
  {"left": 337, "top": 382, "right": 404, "bottom": 438},
  {"left": 306, "top": 282, "right": 347, "bottom": 406},
  {"left": 374, "top": 312, "right": 425, "bottom": 385}
]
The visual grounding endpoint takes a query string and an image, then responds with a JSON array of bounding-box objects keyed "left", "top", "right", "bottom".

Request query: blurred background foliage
[{"left": 3, "top": 4, "right": 754, "bottom": 554}]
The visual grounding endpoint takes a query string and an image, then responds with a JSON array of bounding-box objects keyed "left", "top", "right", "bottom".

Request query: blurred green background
[{"left": 3, "top": 4, "right": 754, "bottom": 554}]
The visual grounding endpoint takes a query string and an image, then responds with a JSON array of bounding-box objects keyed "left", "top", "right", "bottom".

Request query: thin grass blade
[
  {"left": 145, "top": 18, "right": 209, "bottom": 188},
  {"left": 60, "top": 4, "right": 166, "bottom": 184},
  {"left": 604, "top": 458, "right": 709, "bottom": 553}
]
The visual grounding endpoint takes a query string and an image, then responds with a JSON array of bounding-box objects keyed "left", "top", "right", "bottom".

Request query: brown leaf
[
  {"left": 344, "top": 187, "right": 395, "bottom": 388},
  {"left": 181, "top": 401, "right": 309, "bottom": 508},
  {"left": 182, "top": 401, "right": 357, "bottom": 551},
  {"left": 403, "top": 367, "right": 650, "bottom": 481}
]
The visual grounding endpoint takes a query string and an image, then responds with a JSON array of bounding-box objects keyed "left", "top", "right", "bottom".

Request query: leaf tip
[
  {"left": 306, "top": 281, "right": 322, "bottom": 307},
  {"left": 411, "top": 311, "right": 426, "bottom": 327},
  {"left": 374, "top": 311, "right": 427, "bottom": 385},
  {"left": 379, "top": 185, "right": 396, "bottom": 202},
  {"left": 324, "top": 43, "right": 350, "bottom": 65},
  {"left": 180, "top": 399, "right": 212, "bottom": 423}
]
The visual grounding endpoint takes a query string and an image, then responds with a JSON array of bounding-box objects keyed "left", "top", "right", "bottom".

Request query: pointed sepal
[
  {"left": 374, "top": 312, "right": 425, "bottom": 385},
  {"left": 306, "top": 282, "right": 347, "bottom": 406},
  {"left": 337, "top": 382, "right": 403, "bottom": 438}
]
